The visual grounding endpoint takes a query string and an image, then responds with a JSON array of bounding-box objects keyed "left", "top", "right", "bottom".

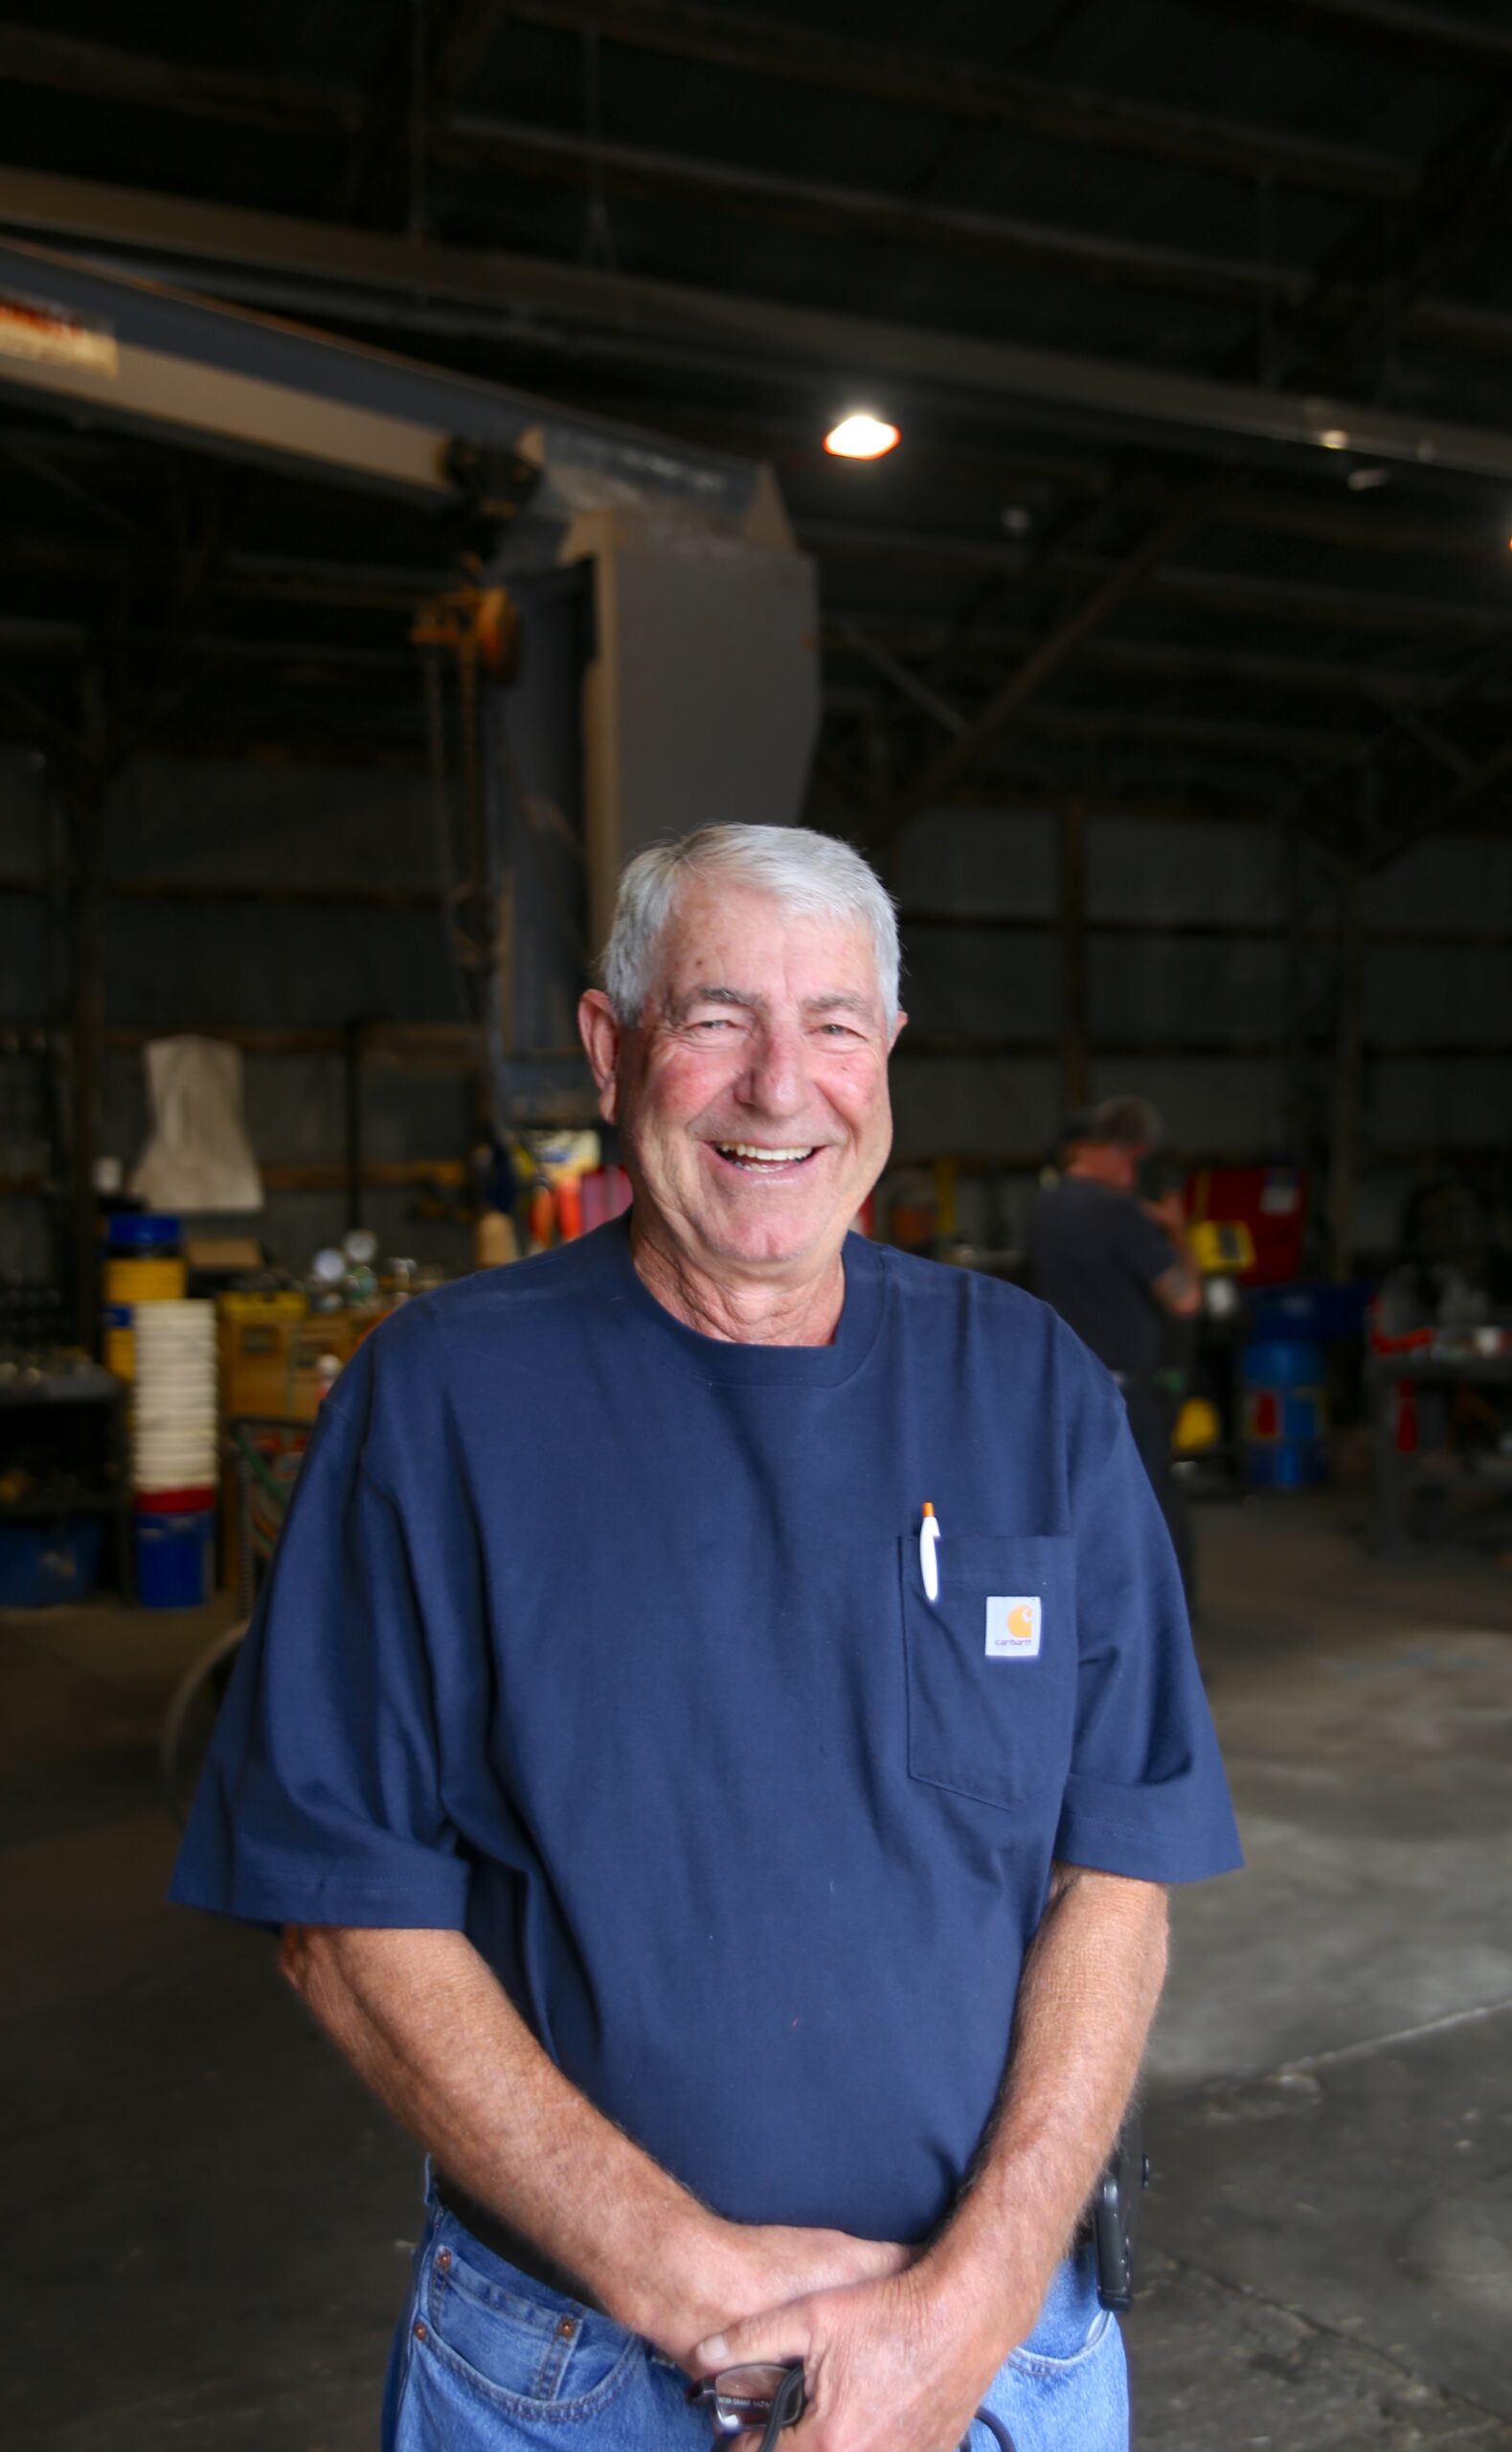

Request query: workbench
[{"left": 1367, "top": 1346, "right": 1512, "bottom": 1556}]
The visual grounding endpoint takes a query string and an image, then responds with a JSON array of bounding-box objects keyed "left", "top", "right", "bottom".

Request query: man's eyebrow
[
  {"left": 663, "top": 986, "right": 878, "bottom": 1023},
  {"left": 666, "top": 983, "right": 764, "bottom": 1020},
  {"left": 803, "top": 992, "right": 877, "bottom": 1021}
]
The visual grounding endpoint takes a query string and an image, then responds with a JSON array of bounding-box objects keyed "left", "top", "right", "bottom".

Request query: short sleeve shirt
[
  {"left": 172, "top": 1219, "right": 1239, "bottom": 2244},
  {"left": 1027, "top": 1176, "right": 1179, "bottom": 1375}
]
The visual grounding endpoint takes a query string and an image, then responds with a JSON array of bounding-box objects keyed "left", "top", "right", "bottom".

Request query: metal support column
[
  {"left": 1328, "top": 874, "right": 1364, "bottom": 1282},
  {"left": 344, "top": 1017, "right": 367, "bottom": 1233},
  {"left": 65, "top": 758, "right": 106, "bottom": 1351},
  {"left": 1060, "top": 795, "right": 1089, "bottom": 1115},
  {"left": 1282, "top": 820, "right": 1310, "bottom": 1164}
]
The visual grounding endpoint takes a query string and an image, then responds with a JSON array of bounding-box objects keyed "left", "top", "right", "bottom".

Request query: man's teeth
[{"left": 716, "top": 1143, "right": 815, "bottom": 1163}]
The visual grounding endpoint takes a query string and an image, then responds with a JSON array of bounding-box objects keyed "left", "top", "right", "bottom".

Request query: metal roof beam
[
  {"left": 0, "top": 624, "right": 414, "bottom": 674},
  {"left": 807, "top": 525, "right": 1512, "bottom": 637},
  {"left": 837, "top": 624, "right": 968, "bottom": 739},
  {"left": 23, "top": 523, "right": 1497, "bottom": 726},
  {"left": 1130, "top": 558, "right": 1512, "bottom": 639},
  {"left": 881, "top": 472, "right": 1230, "bottom": 831},
  {"left": 444, "top": 114, "right": 1315, "bottom": 306},
  {"left": 1254, "top": 81, "right": 1512, "bottom": 395},
  {"left": 0, "top": 27, "right": 362, "bottom": 138},
  {"left": 1003, "top": 701, "right": 1364, "bottom": 763},
  {"left": 1275, "top": 596, "right": 1512, "bottom": 868},
  {"left": 444, "top": 113, "right": 1512, "bottom": 369},
  {"left": 1221, "top": 493, "right": 1512, "bottom": 562},
  {"left": 0, "top": 14, "right": 1415, "bottom": 203},
  {"left": 502, "top": 0, "right": 1414, "bottom": 198},
  {"left": 0, "top": 39, "right": 1461, "bottom": 348},
  {"left": 1361, "top": 733, "right": 1512, "bottom": 873},
  {"left": 824, "top": 618, "right": 1512, "bottom": 715},
  {"left": 334, "top": 0, "right": 507, "bottom": 223},
  {"left": 583, "top": 400, "right": 1507, "bottom": 563},
  {"left": 1241, "top": 0, "right": 1512, "bottom": 66},
  {"left": 11, "top": 170, "right": 1512, "bottom": 488}
]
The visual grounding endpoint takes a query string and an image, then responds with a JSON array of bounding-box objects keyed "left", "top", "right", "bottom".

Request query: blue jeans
[{"left": 385, "top": 2175, "right": 1128, "bottom": 2452}]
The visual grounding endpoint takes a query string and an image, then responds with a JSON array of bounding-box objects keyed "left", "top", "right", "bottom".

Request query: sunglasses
[
  {"left": 686, "top": 2362, "right": 1018, "bottom": 2452},
  {"left": 686, "top": 2363, "right": 805, "bottom": 2452}
]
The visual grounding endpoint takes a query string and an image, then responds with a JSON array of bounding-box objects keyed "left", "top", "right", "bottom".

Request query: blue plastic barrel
[
  {"left": 134, "top": 1508, "right": 214, "bottom": 1608},
  {"left": 103, "top": 1212, "right": 181, "bottom": 1253},
  {"left": 0, "top": 1517, "right": 102, "bottom": 1607},
  {"left": 1242, "top": 1340, "right": 1328, "bottom": 1487},
  {"left": 1247, "top": 1283, "right": 1373, "bottom": 1344}
]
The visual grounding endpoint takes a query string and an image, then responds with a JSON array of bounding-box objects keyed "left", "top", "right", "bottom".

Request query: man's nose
[{"left": 737, "top": 1022, "right": 809, "bottom": 1115}]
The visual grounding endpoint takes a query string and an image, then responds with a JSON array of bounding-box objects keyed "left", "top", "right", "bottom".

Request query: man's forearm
[
  {"left": 282, "top": 1924, "right": 709, "bottom": 2338},
  {"left": 921, "top": 1865, "right": 1168, "bottom": 2334},
  {"left": 281, "top": 1924, "right": 904, "bottom": 2359}
]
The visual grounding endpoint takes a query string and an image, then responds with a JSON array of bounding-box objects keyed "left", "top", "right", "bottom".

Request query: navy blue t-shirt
[
  {"left": 1027, "top": 1176, "right": 1178, "bottom": 1376},
  {"left": 172, "top": 1218, "right": 1239, "bottom": 2244}
]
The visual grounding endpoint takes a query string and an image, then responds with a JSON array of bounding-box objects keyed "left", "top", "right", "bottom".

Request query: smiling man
[
  {"left": 172, "top": 825, "right": 1239, "bottom": 2452},
  {"left": 579, "top": 860, "right": 901, "bottom": 1331}
]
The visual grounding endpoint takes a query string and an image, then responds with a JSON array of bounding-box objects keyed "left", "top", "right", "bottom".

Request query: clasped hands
[{"left": 649, "top": 2216, "right": 1039, "bottom": 2452}]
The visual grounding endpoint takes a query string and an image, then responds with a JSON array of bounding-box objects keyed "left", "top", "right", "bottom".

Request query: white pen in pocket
[{"left": 919, "top": 1501, "right": 940, "bottom": 1601}]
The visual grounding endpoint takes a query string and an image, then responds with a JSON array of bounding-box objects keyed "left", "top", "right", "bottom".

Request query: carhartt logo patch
[{"left": 985, "top": 1596, "right": 1042, "bottom": 1659}]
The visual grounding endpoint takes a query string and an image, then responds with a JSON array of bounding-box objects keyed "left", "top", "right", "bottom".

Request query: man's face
[{"left": 580, "top": 878, "right": 904, "bottom": 1280}]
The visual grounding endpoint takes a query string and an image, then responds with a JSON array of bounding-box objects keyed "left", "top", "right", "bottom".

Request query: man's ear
[
  {"left": 578, "top": 989, "right": 622, "bottom": 1124},
  {"left": 889, "top": 1009, "right": 908, "bottom": 1055}
]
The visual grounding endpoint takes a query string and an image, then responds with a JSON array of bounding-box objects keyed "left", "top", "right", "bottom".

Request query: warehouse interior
[{"left": 1, "top": 3, "right": 1511, "bottom": 2446}]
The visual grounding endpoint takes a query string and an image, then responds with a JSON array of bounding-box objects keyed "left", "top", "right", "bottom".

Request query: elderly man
[{"left": 172, "top": 825, "right": 1238, "bottom": 2452}]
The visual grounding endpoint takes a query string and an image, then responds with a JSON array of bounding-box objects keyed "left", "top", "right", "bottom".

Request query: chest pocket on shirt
[{"left": 899, "top": 1533, "right": 1077, "bottom": 1813}]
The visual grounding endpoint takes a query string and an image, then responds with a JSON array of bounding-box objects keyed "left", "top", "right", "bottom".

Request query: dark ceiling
[{"left": 4, "top": 0, "right": 1512, "bottom": 876}]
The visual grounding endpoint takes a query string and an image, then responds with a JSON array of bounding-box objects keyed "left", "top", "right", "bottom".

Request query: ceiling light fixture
[
  {"left": 824, "top": 412, "right": 900, "bottom": 460},
  {"left": 1319, "top": 427, "right": 1351, "bottom": 451},
  {"left": 1346, "top": 465, "right": 1389, "bottom": 491}
]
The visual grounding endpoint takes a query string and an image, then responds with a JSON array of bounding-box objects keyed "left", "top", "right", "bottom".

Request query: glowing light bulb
[{"left": 824, "top": 413, "right": 900, "bottom": 460}]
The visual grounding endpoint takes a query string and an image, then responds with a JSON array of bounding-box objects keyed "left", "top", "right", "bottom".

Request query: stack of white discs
[{"left": 131, "top": 1300, "right": 218, "bottom": 1496}]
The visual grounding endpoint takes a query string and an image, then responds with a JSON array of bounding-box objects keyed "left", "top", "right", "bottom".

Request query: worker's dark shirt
[
  {"left": 1028, "top": 1175, "right": 1178, "bottom": 1375},
  {"left": 171, "top": 1216, "right": 1236, "bottom": 2243}
]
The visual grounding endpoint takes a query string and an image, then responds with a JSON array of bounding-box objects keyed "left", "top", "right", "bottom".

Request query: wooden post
[
  {"left": 1328, "top": 873, "right": 1364, "bottom": 1283},
  {"left": 1060, "top": 795, "right": 1089, "bottom": 1114},
  {"left": 65, "top": 762, "right": 106, "bottom": 1351},
  {"left": 1282, "top": 820, "right": 1309, "bottom": 1164},
  {"left": 344, "top": 1018, "right": 367, "bottom": 1235}
]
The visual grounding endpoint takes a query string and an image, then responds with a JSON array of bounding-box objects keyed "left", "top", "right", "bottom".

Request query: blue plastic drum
[
  {"left": 134, "top": 1509, "right": 214, "bottom": 1608},
  {"left": 1242, "top": 1339, "right": 1328, "bottom": 1487}
]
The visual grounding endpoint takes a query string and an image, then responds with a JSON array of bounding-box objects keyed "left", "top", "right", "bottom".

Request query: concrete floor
[{"left": 4, "top": 1495, "right": 1510, "bottom": 2450}]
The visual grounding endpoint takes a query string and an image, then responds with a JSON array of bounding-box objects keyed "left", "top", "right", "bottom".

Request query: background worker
[
  {"left": 172, "top": 832, "right": 1238, "bottom": 2452},
  {"left": 1027, "top": 1098, "right": 1202, "bottom": 1606}
]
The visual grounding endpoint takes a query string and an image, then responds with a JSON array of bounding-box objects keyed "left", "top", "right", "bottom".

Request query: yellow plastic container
[
  {"left": 217, "top": 1291, "right": 310, "bottom": 1421},
  {"left": 104, "top": 1327, "right": 135, "bottom": 1381},
  {"left": 217, "top": 1291, "right": 307, "bottom": 1327},
  {"left": 104, "top": 1256, "right": 187, "bottom": 1304}
]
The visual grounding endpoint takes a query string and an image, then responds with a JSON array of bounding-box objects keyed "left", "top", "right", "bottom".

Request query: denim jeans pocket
[
  {"left": 1006, "top": 2248, "right": 1114, "bottom": 2374},
  {"left": 419, "top": 2217, "right": 643, "bottom": 2419},
  {"left": 1005, "top": 2304, "right": 1113, "bottom": 2377}
]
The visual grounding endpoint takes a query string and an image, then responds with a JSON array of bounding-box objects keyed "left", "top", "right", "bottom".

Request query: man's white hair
[{"left": 600, "top": 825, "right": 901, "bottom": 1028}]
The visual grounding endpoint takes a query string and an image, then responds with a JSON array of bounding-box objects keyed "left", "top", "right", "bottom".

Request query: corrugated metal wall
[
  {"left": 0, "top": 753, "right": 479, "bottom": 1286},
  {"left": 2, "top": 764, "right": 1506, "bottom": 1289},
  {"left": 888, "top": 805, "right": 1510, "bottom": 1256}
]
